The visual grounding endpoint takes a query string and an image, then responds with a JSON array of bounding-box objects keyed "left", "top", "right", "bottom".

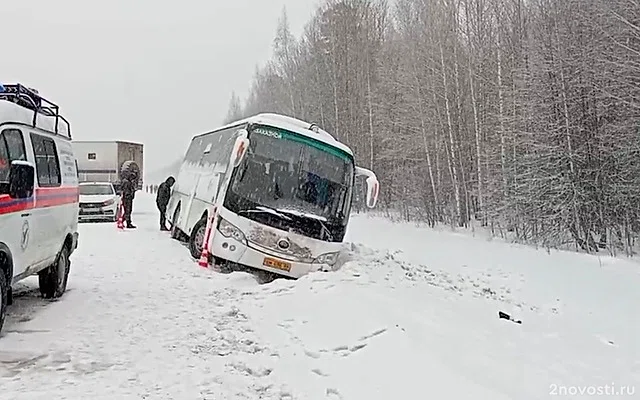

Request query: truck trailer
[{"left": 72, "top": 140, "right": 144, "bottom": 190}]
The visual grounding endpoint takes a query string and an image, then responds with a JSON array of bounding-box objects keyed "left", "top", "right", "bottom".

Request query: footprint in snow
[
  {"left": 277, "top": 322, "right": 292, "bottom": 330},
  {"left": 304, "top": 350, "right": 321, "bottom": 359},
  {"left": 312, "top": 368, "right": 329, "bottom": 377},
  {"left": 278, "top": 390, "right": 294, "bottom": 400},
  {"left": 331, "top": 345, "right": 349, "bottom": 352},
  {"left": 595, "top": 335, "right": 617, "bottom": 347},
  {"left": 326, "top": 388, "right": 343, "bottom": 399},
  {"left": 358, "top": 327, "right": 387, "bottom": 341},
  {"left": 349, "top": 343, "right": 367, "bottom": 352},
  {"left": 228, "top": 361, "right": 273, "bottom": 377}
]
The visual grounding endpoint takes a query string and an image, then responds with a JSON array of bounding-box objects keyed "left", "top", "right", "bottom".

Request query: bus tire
[
  {"left": 170, "top": 205, "right": 183, "bottom": 240},
  {"left": 189, "top": 217, "right": 208, "bottom": 259}
]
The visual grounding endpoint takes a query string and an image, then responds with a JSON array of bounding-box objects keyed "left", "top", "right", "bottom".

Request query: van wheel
[
  {"left": 39, "top": 246, "right": 70, "bottom": 299},
  {"left": 0, "top": 272, "right": 7, "bottom": 334},
  {"left": 189, "top": 217, "right": 208, "bottom": 259}
]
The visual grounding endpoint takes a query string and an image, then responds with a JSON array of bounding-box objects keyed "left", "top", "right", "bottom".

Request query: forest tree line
[{"left": 224, "top": 0, "right": 640, "bottom": 256}]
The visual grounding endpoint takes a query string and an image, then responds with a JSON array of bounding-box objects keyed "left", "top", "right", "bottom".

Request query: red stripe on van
[
  {"left": 0, "top": 194, "right": 32, "bottom": 214},
  {"left": 0, "top": 186, "right": 78, "bottom": 215}
]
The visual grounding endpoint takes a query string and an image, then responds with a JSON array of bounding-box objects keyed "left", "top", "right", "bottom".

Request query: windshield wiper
[
  {"left": 237, "top": 207, "right": 292, "bottom": 221},
  {"left": 276, "top": 209, "right": 334, "bottom": 241},
  {"left": 317, "top": 220, "right": 334, "bottom": 241},
  {"left": 237, "top": 207, "right": 334, "bottom": 241}
]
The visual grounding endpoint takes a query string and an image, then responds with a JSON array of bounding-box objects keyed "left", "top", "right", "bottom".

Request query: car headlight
[
  {"left": 103, "top": 199, "right": 115, "bottom": 206},
  {"left": 217, "top": 218, "right": 246, "bottom": 243},
  {"left": 314, "top": 252, "right": 340, "bottom": 266}
]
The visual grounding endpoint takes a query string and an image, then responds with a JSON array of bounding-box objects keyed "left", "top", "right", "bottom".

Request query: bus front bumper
[{"left": 210, "top": 234, "right": 332, "bottom": 279}]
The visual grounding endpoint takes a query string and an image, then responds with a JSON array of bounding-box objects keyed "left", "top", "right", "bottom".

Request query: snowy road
[{"left": 0, "top": 194, "right": 638, "bottom": 399}]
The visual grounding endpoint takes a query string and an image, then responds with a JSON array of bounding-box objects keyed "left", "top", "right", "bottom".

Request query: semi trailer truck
[{"left": 72, "top": 140, "right": 144, "bottom": 190}]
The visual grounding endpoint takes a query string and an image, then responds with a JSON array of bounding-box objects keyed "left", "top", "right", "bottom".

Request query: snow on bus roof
[
  {"left": 0, "top": 100, "right": 70, "bottom": 138},
  {"left": 212, "top": 113, "right": 354, "bottom": 157}
]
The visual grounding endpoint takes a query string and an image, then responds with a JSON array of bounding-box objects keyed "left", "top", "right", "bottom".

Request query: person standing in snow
[
  {"left": 155, "top": 176, "right": 175, "bottom": 231},
  {"left": 120, "top": 176, "right": 137, "bottom": 229}
]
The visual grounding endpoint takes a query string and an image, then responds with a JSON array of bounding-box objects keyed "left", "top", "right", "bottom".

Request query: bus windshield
[{"left": 224, "top": 125, "right": 354, "bottom": 241}]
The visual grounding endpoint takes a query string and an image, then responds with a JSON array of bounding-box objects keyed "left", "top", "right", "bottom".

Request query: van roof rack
[{"left": 0, "top": 83, "right": 72, "bottom": 139}]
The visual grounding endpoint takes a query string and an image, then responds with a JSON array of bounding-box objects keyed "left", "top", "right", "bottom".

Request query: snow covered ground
[{"left": 0, "top": 193, "right": 638, "bottom": 399}]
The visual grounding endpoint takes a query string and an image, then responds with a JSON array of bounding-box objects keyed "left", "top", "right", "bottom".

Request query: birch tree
[{"left": 225, "top": 0, "right": 640, "bottom": 255}]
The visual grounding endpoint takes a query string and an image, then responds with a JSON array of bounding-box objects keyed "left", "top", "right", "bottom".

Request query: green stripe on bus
[{"left": 253, "top": 125, "right": 352, "bottom": 161}]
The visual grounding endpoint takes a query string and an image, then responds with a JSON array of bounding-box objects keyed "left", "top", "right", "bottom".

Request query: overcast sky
[{"left": 3, "top": 0, "right": 317, "bottom": 174}]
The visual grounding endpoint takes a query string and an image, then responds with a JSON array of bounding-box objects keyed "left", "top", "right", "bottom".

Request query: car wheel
[
  {"left": 189, "top": 217, "right": 208, "bottom": 259},
  {"left": 38, "top": 246, "right": 70, "bottom": 299},
  {"left": 0, "top": 271, "right": 8, "bottom": 334}
]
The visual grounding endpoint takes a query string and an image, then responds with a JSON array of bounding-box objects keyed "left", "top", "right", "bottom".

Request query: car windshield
[
  {"left": 79, "top": 184, "right": 114, "bottom": 196},
  {"left": 228, "top": 125, "right": 354, "bottom": 222}
]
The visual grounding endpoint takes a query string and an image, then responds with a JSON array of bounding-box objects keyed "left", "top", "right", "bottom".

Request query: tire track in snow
[{"left": 0, "top": 210, "right": 302, "bottom": 399}]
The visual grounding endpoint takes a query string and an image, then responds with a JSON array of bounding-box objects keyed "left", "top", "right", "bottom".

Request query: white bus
[{"left": 167, "top": 113, "right": 379, "bottom": 279}]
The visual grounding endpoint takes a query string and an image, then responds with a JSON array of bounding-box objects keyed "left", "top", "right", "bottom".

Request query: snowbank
[{"left": 0, "top": 194, "right": 637, "bottom": 399}]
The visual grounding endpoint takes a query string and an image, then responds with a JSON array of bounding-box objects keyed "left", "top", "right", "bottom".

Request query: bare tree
[{"left": 225, "top": 0, "right": 640, "bottom": 255}]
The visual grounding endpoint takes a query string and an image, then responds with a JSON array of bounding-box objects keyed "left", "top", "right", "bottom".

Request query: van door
[
  {"left": 30, "top": 132, "right": 63, "bottom": 265},
  {"left": 0, "top": 128, "right": 36, "bottom": 276}
]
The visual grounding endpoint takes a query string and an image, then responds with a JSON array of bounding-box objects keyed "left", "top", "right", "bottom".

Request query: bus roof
[
  {"left": 205, "top": 113, "right": 354, "bottom": 157},
  {"left": 0, "top": 84, "right": 71, "bottom": 139}
]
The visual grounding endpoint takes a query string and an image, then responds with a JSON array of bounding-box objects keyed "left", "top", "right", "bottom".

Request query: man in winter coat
[
  {"left": 120, "top": 176, "right": 137, "bottom": 229},
  {"left": 156, "top": 176, "right": 175, "bottom": 231}
]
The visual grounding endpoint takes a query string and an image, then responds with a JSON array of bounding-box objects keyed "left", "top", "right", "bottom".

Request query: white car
[{"left": 78, "top": 182, "right": 120, "bottom": 222}]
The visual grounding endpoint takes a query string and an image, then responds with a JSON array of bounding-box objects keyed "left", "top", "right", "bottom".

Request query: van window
[
  {"left": 30, "top": 133, "right": 62, "bottom": 187},
  {"left": 4, "top": 129, "right": 27, "bottom": 162},
  {"left": 0, "top": 136, "right": 9, "bottom": 184},
  {"left": 0, "top": 129, "right": 26, "bottom": 186}
]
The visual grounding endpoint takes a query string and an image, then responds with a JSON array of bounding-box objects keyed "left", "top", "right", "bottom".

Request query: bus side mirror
[
  {"left": 231, "top": 134, "right": 250, "bottom": 168},
  {"left": 9, "top": 161, "right": 35, "bottom": 199},
  {"left": 356, "top": 166, "right": 379, "bottom": 209},
  {"left": 365, "top": 176, "right": 379, "bottom": 208}
]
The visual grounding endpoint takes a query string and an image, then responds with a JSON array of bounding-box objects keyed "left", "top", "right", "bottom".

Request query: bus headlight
[
  {"left": 218, "top": 218, "right": 246, "bottom": 244},
  {"left": 314, "top": 252, "right": 339, "bottom": 266}
]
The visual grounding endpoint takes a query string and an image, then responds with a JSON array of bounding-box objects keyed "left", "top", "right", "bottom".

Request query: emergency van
[{"left": 0, "top": 84, "right": 79, "bottom": 334}]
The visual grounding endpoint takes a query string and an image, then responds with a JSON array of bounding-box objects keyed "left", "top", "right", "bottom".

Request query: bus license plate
[{"left": 263, "top": 257, "right": 291, "bottom": 272}]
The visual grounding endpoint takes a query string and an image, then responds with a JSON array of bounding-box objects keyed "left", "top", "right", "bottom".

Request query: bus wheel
[
  {"left": 189, "top": 217, "right": 207, "bottom": 259},
  {"left": 170, "top": 205, "right": 183, "bottom": 240}
]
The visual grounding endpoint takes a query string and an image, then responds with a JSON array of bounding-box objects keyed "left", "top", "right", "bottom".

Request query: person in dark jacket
[
  {"left": 156, "top": 176, "right": 175, "bottom": 231},
  {"left": 120, "top": 176, "right": 137, "bottom": 229}
]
